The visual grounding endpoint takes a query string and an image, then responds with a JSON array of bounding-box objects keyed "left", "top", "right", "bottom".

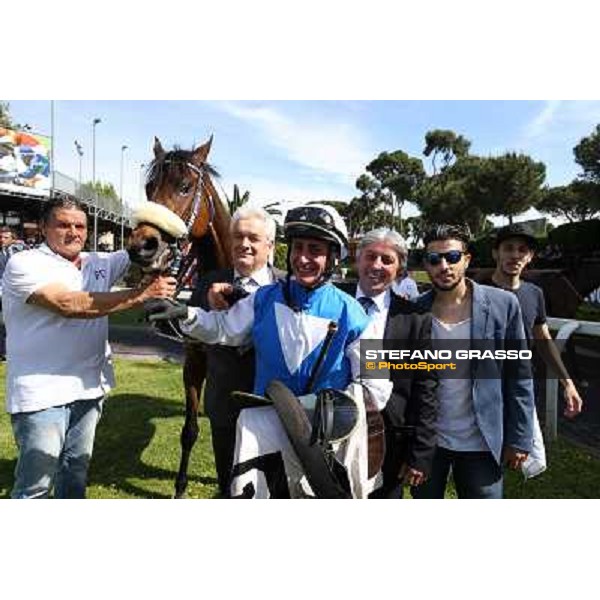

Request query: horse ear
[
  {"left": 153, "top": 137, "right": 166, "bottom": 158},
  {"left": 192, "top": 135, "right": 213, "bottom": 164}
]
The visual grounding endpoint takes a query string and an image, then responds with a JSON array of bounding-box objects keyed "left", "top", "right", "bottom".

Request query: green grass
[
  {"left": 411, "top": 270, "right": 430, "bottom": 284},
  {"left": 1, "top": 359, "right": 598, "bottom": 498},
  {"left": 575, "top": 303, "right": 600, "bottom": 322}
]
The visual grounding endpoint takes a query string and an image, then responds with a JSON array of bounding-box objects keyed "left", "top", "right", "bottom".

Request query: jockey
[{"left": 146, "top": 203, "right": 392, "bottom": 498}]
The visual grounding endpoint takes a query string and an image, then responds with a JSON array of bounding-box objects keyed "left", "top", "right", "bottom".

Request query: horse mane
[{"left": 145, "top": 146, "right": 220, "bottom": 190}]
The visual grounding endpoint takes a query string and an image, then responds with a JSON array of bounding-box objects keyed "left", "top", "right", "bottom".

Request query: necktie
[{"left": 358, "top": 296, "right": 375, "bottom": 314}]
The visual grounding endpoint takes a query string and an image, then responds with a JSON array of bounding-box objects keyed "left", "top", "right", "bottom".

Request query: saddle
[
  {"left": 266, "top": 381, "right": 354, "bottom": 498},
  {"left": 234, "top": 381, "right": 386, "bottom": 498}
]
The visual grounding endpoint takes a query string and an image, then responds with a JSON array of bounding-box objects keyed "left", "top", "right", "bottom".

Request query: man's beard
[{"left": 431, "top": 275, "right": 463, "bottom": 292}]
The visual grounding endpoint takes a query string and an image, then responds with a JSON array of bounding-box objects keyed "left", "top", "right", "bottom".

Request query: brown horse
[{"left": 130, "top": 135, "right": 232, "bottom": 498}]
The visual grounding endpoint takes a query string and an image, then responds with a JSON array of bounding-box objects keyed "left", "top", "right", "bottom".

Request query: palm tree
[{"left": 227, "top": 184, "right": 251, "bottom": 214}]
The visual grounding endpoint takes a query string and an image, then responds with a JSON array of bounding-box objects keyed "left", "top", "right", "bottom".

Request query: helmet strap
[
  {"left": 323, "top": 245, "right": 339, "bottom": 280},
  {"left": 283, "top": 245, "right": 300, "bottom": 312}
]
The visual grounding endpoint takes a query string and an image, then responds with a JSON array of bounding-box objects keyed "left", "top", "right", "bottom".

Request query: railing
[
  {"left": 53, "top": 170, "right": 132, "bottom": 222},
  {"left": 545, "top": 317, "right": 600, "bottom": 440}
]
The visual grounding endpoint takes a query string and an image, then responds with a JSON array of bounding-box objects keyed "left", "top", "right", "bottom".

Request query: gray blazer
[{"left": 417, "top": 279, "right": 535, "bottom": 464}]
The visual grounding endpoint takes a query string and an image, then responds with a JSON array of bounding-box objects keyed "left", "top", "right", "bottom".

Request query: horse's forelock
[{"left": 146, "top": 147, "right": 219, "bottom": 192}]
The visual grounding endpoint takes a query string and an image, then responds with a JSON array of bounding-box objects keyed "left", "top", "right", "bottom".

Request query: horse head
[
  {"left": 146, "top": 136, "right": 217, "bottom": 238},
  {"left": 127, "top": 135, "right": 232, "bottom": 277}
]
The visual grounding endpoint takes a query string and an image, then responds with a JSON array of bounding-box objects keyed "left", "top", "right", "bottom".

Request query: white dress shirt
[
  {"left": 356, "top": 285, "right": 391, "bottom": 340},
  {"left": 233, "top": 263, "right": 275, "bottom": 292}
]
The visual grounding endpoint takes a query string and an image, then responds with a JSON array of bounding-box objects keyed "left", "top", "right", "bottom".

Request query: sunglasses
[{"left": 424, "top": 250, "right": 465, "bottom": 265}]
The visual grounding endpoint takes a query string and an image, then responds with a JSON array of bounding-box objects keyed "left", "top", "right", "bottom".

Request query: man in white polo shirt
[{"left": 2, "top": 197, "right": 176, "bottom": 499}]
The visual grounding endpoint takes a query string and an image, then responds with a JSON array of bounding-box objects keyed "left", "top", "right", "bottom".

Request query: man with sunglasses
[{"left": 413, "top": 224, "right": 534, "bottom": 499}]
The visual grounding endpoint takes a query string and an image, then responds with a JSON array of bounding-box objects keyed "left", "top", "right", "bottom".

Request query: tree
[
  {"left": 574, "top": 124, "right": 600, "bottom": 183},
  {"left": 423, "top": 129, "right": 471, "bottom": 174},
  {"left": 538, "top": 181, "right": 600, "bottom": 222},
  {"left": 345, "top": 195, "right": 377, "bottom": 238},
  {"left": 352, "top": 174, "right": 385, "bottom": 234},
  {"left": 357, "top": 131, "right": 546, "bottom": 239},
  {"left": 365, "top": 150, "right": 425, "bottom": 234},
  {"left": 404, "top": 215, "right": 427, "bottom": 246},
  {"left": 355, "top": 173, "right": 383, "bottom": 208},
  {"left": 415, "top": 155, "right": 490, "bottom": 235},
  {"left": 0, "top": 101, "right": 18, "bottom": 129},
  {"left": 475, "top": 153, "right": 546, "bottom": 223},
  {"left": 80, "top": 180, "right": 122, "bottom": 213},
  {"left": 417, "top": 173, "right": 487, "bottom": 236}
]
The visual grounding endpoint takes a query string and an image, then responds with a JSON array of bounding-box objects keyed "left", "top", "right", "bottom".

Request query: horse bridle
[
  {"left": 179, "top": 161, "right": 216, "bottom": 232},
  {"left": 146, "top": 160, "right": 216, "bottom": 342}
]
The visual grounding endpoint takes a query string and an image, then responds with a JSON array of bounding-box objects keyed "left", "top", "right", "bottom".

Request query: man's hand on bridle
[{"left": 139, "top": 274, "right": 178, "bottom": 301}]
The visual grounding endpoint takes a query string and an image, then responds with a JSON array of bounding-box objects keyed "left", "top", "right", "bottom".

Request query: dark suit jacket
[
  {"left": 189, "top": 266, "right": 283, "bottom": 427},
  {"left": 341, "top": 283, "right": 438, "bottom": 477},
  {"left": 384, "top": 291, "right": 438, "bottom": 476}
]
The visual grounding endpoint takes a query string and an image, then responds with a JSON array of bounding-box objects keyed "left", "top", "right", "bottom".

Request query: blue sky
[{"left": 8, "top": 100, "right": 600, "bottom": 223}]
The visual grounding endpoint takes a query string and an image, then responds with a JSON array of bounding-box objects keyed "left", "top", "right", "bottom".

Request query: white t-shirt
[{"left": 2, "top": 244, "right": 130, "bottom": 414}]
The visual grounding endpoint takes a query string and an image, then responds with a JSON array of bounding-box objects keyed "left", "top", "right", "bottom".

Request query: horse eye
[{"left": 179, "top": 182, "right": 193, "bottom": 195}]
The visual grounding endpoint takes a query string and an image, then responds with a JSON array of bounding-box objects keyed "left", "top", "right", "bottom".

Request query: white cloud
[
  {"left": 213, "top": 101, "right": 373, "bottom": 183},
  {"left": 521, "top": 100, "right": 600, "bottom": 144},
  {"left": 523, "top": 100, "right": 563, "bottom": 140},
  {"left": 214, "top": 173, "right": 422, "bottom": 222}
]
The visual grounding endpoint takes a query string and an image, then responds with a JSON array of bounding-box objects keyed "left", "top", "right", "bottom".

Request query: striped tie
[{"left": 358, "top": 296, "right": 375, "bottom": 314}]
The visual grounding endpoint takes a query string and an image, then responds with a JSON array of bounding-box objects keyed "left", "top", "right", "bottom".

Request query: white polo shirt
[{"left": 2, "top": 244, "right": 130, "bottom": 414}]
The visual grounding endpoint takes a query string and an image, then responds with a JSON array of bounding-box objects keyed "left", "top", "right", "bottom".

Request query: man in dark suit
[
  {"left": 347, "top": 228, "right": 438, "bottom": 498},
  {"left": 190, "top": 206, "right": 282, "bottom": 496}
]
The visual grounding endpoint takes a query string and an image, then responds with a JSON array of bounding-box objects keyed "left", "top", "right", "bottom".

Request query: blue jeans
[
  {"left": 412, "top": 446, "right": 503, "bottom": 499},
  {"left": 11, "top": 398, "right": 104, "bottom": 499}
]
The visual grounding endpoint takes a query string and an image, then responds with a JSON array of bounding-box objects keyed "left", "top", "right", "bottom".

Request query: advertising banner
[{"left": 0, "top": 126, "right": 51, "bottom": 191}]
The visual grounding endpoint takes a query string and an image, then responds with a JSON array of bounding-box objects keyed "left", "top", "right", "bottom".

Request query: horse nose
[
  {"left": 127, "top": 234, "right": 161, "bottom": 265},
  {"left": 140, "top": 236, "right": 160, "bottom": 255}
]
